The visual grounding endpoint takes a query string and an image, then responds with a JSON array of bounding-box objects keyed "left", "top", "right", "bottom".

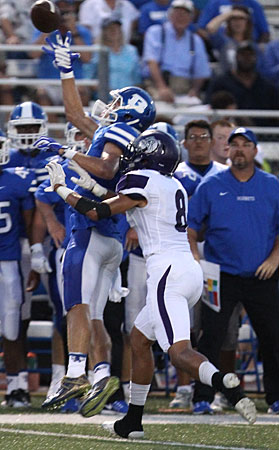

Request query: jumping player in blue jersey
[{"left": 34, "top": 30, "right": 156, "bottom": 413}]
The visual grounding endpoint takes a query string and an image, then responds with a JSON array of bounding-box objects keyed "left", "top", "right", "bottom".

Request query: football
[{"left": 30, "top": 0, "right": 61, "bottom": 33}]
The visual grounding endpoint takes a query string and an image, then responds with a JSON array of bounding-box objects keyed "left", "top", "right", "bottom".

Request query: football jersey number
[
  {"left": 0, "top": 201, "right": 12, "bottom": 233},
  {"left": 175, "top": 190, "right": 187, "bottom": 232}
]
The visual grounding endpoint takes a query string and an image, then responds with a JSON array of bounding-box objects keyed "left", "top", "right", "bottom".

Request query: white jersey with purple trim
[{"left": 116, "top": 169, "right": 191, "bottom": 258}]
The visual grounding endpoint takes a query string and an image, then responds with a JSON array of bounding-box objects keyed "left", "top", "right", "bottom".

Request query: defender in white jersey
[{"left": 46, "top": 129, "right": 257, "bottom": 430}]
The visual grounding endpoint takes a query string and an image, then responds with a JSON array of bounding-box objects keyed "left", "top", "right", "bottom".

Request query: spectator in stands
[
  {"left": 206, "top": 42, "right": 279, "bottom": 127},
  {"left": 142, "top": 0, "right": 211, "bottom": 102},
  {"left": 85, "top": 19, "right": 142, "bottom": 92},
  {"left": 206, "top": 5, "right": 255, "bottom": 74},
  {"left": 138, "top": 0, "right": 171, "bottom": 35},
  {"left": 79, "top": 0, "right": 139, "bottom": 44},
  {"left": 0, "top": 0, "right": 34, "bottom": 55},
  {"left": 196, "top": 0, "right": 270, "bottom": 43},
  {"left": 188, "top": 127, "right": 279, "bottom": 416},
  {"left": 30, "top": 0, "right": 92, "bottom": 117},
  {"left": 262, "top": 40, "right": 279, "bottom": 87},
  {"left": 134, "top": 0, "right": 171, "bottom": 54}
]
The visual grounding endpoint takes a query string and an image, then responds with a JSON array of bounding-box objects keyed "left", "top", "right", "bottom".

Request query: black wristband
[{"left": 75, "top": 197, "right": 111, "bottom": 220}]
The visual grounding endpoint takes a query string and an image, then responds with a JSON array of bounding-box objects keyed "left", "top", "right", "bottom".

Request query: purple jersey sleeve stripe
[
  {"left": 157, "top": 265, "right": 173, "bottom": 346},
  {"left": 116, "top": 174, "right": 149, "bottom": 192}
]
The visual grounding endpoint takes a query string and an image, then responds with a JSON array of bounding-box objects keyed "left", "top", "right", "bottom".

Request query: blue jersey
[
  {"left": 3, "top": 148, "right": 61, "bottom": 186},
  {"left": 71, "top": 122, "right": 139, "bottom": 242},
  {"left": 188, "top": 168, "right": 279, "bottom": 277},
  {"left": 0, "top": 167, "right": 36, "bottom": 260},
  {"left": 175, "top": 160, "right": 227, "bottom": 197},
  {"left": 35, "top": 160, "right": 76, "bottom": 249}
]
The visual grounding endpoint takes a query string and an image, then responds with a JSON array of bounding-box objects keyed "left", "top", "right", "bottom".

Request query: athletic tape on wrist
[
  {"left": 92, "top": 183, "right": 108, "bottom": 197},
  {"left": 60, "top": 71, "right": 74, "bottom": 80},
  {"left": 56, "top": 186, "right": 74, "bottom": 201},
  {"left": 75, "top": 197, "right": 111, "bottom": 219},
  {"left": 62, "top": 148, "right": 77, "bottom": 160}
]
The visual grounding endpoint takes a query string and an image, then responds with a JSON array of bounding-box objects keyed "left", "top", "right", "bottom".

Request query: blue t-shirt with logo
[{"left": 188, "top": 168, "right": 279, "bottom": 276}]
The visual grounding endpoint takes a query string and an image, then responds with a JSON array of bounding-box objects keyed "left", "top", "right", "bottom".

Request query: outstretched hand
[
  {"left": 42, "top": 30, "right": 80, "bottom": 74},
  {"left": 45, "top": 161, "right": 66, "bottom": 192},
  {"left": 68, "top": 160, "right": 96, "bottom": 191}
]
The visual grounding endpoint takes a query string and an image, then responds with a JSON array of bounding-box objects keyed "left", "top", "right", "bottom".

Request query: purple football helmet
[{"left": 120, "top": 129, "right": 181, "bottom": 175}]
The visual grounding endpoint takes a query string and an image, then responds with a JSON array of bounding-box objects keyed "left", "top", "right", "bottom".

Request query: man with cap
[
  {"left": 142, "top": 0, "right": 211, "bottom": 102},
  {"left": 187, "top": 127, "right": 279, "bottom": 415}
]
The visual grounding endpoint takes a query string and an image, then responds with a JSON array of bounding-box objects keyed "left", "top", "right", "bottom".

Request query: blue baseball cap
[{"left": 228, "top": 127, "right": 257, "bottom": 146}]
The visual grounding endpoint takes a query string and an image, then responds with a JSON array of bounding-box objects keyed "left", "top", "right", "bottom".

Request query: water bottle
[{"left": 27, "top": 352, "right": 38, "bottom": 371}]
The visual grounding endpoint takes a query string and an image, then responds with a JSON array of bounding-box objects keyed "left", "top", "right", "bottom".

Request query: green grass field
[{"left": 0, "top": 394, "right": 277, "bottom": 450}]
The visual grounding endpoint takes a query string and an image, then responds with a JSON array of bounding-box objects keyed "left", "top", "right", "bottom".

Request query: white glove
[
  {"left": 30, "top": 243, "right": 52, "bottom": 274},
  {"left": 69, "top": 160, "right": 108, "bottom": 197},
  {"left": 69, "top": 160, "right": 96, "bottom": 190},
  {"left": 45, "top": 161, "right": 66, "bottom": 192}
]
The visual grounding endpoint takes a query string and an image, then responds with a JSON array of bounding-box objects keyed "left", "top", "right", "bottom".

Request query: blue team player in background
[{"left": 0, "top": 133, "right": 37, "bottom": 408}]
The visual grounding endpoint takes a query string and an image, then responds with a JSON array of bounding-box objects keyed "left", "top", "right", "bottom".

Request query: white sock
[
  {"left": 52, "top": 364, "right": 65, "bottom": 381},
  {"left": 18, "top": 370, "right": 28, "bottom": 391},
  {"left": 66, "top": 353, "right": 87, "bottom": 378},
  {"left": 198, "top": 361, "right": 218, "bottom": 387},
  {"left": 6, "top": 374, "right": 18, "bottom": 395},
  {"left": 177, "top": 384, "right": 192, "bottom": 393},
  {"left": 88, "top": 369, "right": 94, "bottom": 385},
  {"left": 122, "top": 381, "right": 130, "bottom": 403},
  {"left": 130, "top": 382, "right": 151, "bottom": 406},
  {"left": 93, "top": 362, "right": 110, "bottom": 385}
]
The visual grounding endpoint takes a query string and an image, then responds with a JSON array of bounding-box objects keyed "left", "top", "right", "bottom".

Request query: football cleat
[
  {"left": 103, "top": 420, "right": 144, "bottom": 439},
  {"left": 221, "top": 373, "right": 257, "bottom": 424},
  {"left": 103, "top": 400, "right": 129, "bottom": 414},
  {"left": 169, "top": 390, "right": 192, "bottom": 409},
  {"left": 42, "top": 374, "right": 91, "bottom": 410},
  {"left": 60, "top": 397, "right": 81, "bottom": 413},
  {"left": 79, "top": 376, "right": 120, "bottom": 417},
  {"left": 1, "top": 389, "right": 30, "bottom": 408},
  {"left": 193, "top": 401, "right": 214, "bottom": 415}
]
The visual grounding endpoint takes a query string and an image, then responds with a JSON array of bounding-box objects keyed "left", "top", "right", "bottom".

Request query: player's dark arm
[
  {"left": 187, "top": 227, "right": 201, "bottom": 262},
  {"left": 36, "top": 199, "right": 66, "bottom": 248},
  {"left": 55, "top": 187, "right": 146, "bottom": 220},
  {"left": 31, "top": 207, "right": 48, "bottom": 245},
  {"left": 59, "top": 142, "right": 122, "bottom": 180},
  {"left": 22, "top": 207, "right": 40, "bottom": 292},
  {"left": 22, "top": 208, "right": 35, "bottom": 244}
]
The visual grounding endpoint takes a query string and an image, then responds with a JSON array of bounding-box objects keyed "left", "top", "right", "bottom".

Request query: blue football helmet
[
  {"left": 91, "top": 86, "right": 156, "bottom": 131},
  {"left": 65, "top": 112, "right": 91, "bottom": 153},
  {"left": 8, "top": 101, "right": 48, "bottom": 151},
  {"left": 0, "top": 129, "right": 9, "bottom": 165},
  {"left": 148, "top": 122, "right": 179, "bottom": 142},
  {"left": 120, "top": 129, "right": 181, "bottom": 175}
]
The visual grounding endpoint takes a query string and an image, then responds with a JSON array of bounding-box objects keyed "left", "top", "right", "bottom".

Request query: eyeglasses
[{"left": 187, "top": 134, "right": 211, "bottom": 141}]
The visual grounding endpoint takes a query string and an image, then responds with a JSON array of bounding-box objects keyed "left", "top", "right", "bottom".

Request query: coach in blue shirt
[{"left": 188, "top": 127, "right": 279, "bottom": 415}]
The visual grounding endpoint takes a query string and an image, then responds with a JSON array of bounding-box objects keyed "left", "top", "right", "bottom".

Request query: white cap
[{"left": 170, "top": 0, "right": 194, "bottom": 12}]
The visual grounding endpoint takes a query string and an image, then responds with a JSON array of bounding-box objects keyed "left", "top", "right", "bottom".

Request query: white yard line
[
  {"left": 0, "top": 412, "right": 277, "bottom": 425},
  {"left": 0, "top": 427, "right": 258, "bottom": 450}
]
